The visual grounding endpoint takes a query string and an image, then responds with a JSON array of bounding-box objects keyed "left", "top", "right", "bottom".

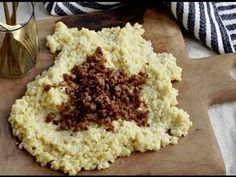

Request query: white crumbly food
[{"left": 9, "top": 22, "right": 192, "bottom": 175}]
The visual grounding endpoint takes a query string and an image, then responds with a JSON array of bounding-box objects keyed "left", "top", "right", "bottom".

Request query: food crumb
[{"left": 18, "top": 142, "right": 24, "bottom": 149}]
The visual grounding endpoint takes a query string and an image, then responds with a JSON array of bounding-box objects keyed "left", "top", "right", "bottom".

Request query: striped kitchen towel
[
  {"left": 165, "top": 2, "right": 236, "bottom": 54},
  {"left": 43, "top": 2, "right": 123, "bottom": 16},
  {"left": 44, "top": 2, "right": 236, "bottom": 54}
]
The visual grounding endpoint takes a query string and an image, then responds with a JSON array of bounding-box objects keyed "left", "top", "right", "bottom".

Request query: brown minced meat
[{"left": 45, "top": 47, "right": 149, "bottom": 132}]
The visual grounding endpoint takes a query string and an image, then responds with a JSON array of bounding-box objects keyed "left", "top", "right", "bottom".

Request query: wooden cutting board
[{"left": 0, "top": 4, "right": 235, "bottom": 175}]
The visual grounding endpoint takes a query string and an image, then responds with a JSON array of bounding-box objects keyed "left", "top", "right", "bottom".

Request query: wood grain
[{"left": 1, "top": 5, "right": 235, "bottom": 175}]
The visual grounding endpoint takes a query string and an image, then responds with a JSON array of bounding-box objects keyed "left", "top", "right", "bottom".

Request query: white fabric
[
  {"left": 208, "top": 102, "right": 236, "bottom": 175},
  {"left": 0, "top": 2, "right": 235, "bottom": 175}
]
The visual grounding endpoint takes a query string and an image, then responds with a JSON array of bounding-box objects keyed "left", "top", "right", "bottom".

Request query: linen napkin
[
  {"left": 165, "top": 2, "right": 236, "bottom": 54},
  {"left": 44, "top": 2, "right": 236, "bottom": 54},
  {"left": 44, "top": 2, "right": 123, "bottom": 15}
]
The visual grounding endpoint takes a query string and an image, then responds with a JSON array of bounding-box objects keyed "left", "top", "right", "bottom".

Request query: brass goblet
[{"left": 0, "top": 2, "right": 39, "bottom": 79}]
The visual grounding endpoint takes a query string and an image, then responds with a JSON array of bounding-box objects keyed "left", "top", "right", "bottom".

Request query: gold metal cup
[{"left": 0, "top": 2, "right": 39, "bottom": 79}]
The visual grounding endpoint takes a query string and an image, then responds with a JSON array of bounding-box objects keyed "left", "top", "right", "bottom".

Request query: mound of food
[{"left": 9, "top": 22, "right": 192, "bottom": 175}]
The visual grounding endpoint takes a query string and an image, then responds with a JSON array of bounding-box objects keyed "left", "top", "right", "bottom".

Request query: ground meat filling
[
  {"left": 43, "top": 84, "right": 52, "bottom": 92},
  {"left": 45, "top": 47, "right": 149, "bottom": 131}
]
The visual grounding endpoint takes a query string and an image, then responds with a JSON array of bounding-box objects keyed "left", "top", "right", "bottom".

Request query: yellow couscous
[{"left": 8, "top": 22, "right": 192, "bottom": 175}]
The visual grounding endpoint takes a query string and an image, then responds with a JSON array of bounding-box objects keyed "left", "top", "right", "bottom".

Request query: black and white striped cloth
[
  {"left": 165, "top": 2, "right": 236, "bottom": 54},
  {"left": 44, "top": 2, "right": 123, "bottom": 16},
  {"left": 44, "top": 2, "right": 236, "bottom": 54}
]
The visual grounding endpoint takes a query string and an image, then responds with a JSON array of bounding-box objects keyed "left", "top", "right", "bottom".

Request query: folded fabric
[
  {"left": 44, "top": 2, "right": 123, "bottom": 15},
  {"left": 164, "top": 2, "right": 236, "bottom": 54},
  {"left": 44, "top": 2, "right": 236, "bottom": 54}
]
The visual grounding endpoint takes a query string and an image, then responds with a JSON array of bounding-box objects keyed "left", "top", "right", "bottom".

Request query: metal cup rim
[{"left": 0, "top": 2, "right": 35, "bottom": 33}]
